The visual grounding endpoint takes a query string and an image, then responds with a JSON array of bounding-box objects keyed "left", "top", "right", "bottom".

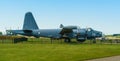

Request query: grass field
[{"left": 0, "top": 38, "right": 120, "bottom": 61}]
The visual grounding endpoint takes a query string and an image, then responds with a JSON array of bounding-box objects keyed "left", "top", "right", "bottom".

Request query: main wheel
[
  {"left": 77, "top": 39, "right": 86, "bottom": 43},
  {"left": 76, "top": 37, "right": 86, "bottom": 43}
]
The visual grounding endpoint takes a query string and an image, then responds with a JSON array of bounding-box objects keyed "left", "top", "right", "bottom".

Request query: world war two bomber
[{"left": 9, "top": 12, "right": 103, "bottom": 42}]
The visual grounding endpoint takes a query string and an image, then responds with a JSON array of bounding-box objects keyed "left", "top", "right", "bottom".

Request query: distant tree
[
  {"left": 0, "top": 32, "right": 2, "bottom": 35},
  {"left": 113, "top": 34, "right": 120, "bottom": 36}
]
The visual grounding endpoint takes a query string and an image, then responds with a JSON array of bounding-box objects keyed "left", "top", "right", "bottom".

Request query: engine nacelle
[{"left": 63, "top": 26, "right": 78, "bottom": 29}]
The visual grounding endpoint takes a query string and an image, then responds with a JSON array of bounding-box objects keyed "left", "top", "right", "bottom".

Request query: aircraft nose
[
  {"left": 95, "top": 31, "right": 102, "bottom": 37},
  {"left": 98, "top": 32, "right": 102, "bottom": 37}
]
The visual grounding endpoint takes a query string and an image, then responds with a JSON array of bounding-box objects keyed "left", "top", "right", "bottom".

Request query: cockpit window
[{"left": 87, "top": 28, "right": 91, "bottom": 31}]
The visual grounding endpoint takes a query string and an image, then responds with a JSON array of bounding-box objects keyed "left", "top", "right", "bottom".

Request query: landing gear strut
[{"left": 92, "top": 38, "right": 96, "bottom": 43}]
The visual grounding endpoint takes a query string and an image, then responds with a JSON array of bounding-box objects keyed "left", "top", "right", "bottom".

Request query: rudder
[{"left": 23, "top": 12, "right": 39, "bottom": 30}]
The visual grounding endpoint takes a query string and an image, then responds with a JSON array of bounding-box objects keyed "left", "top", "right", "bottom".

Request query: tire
[
  {"left": 76, "top": 37, "right": 86, "bottom": 43},
  {"left": 77, "top": 39, "right": 86, "bottom": 43}
]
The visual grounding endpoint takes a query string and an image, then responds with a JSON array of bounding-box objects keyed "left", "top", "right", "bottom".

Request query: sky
[{"left": 0, "top": 0, "right": 120, "bottom": 35}]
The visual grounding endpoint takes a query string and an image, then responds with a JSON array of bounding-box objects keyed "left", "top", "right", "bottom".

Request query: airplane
[{"left": 8, "top": 12, "right": 103, "bottom": 42}]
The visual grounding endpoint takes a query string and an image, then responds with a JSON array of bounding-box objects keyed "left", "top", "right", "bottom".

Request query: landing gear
[
  {"left": 92, "top": 38, "right": 96, "bottom": 43},
  {"left": 77, "top": 39, "right": 86, "bottom": 43},
  {"left": 76, "top": 37, "right": 86, "bottom": 43},
  {"left": 89, "top": 38, "right": 96, "bottom": 44},
  {"left": 64, "top": 38, "right": 71, "bottom": 43}
]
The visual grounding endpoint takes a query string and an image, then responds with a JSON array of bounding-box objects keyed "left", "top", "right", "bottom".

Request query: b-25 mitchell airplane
[{"left": 9, "top": 12, "right": 102, "bottom": 42}]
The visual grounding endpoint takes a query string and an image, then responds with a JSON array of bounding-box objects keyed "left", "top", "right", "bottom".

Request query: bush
[
  {"left": 0, "top": 32, "right": 2, "bottom": 35},
  {"left": 0, "top": 36, "right": 28, "bottom": 43}
]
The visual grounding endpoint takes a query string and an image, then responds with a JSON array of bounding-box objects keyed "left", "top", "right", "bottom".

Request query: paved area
[{"left": 87, "top": 56, "right": 120, "bottom": 61}]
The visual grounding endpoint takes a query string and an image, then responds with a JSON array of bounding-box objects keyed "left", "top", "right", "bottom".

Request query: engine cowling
[{"left": 62, "top": 26, "right": 78, "bottom": 29}]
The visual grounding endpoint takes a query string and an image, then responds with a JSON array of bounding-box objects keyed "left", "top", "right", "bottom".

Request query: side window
[{"left": 38, "top": 32, "right": 40, "bottom": 34}]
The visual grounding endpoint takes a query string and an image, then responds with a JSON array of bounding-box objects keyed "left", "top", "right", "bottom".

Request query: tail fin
[
  {"left": 23, "top": 12, "right": 39, "bottom": 30},
  {"left": 60, "top": 24, "right": 64, "bottom": 28}
]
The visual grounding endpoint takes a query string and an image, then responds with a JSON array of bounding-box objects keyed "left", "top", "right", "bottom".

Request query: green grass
[
  {"left": 0, "top": 43, "right": 120, "bottom": 61},
  {"left": 0, "top": 35, "right": 119, "bottom": 61}
]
